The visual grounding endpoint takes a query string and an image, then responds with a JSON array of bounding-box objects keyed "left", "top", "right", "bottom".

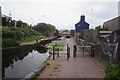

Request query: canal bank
[
  {"left": 19, "top": 37, "right": 57, "bottom": 46},
  {"left": 2, "top": 37, "right": 57, "bottom": 49}
]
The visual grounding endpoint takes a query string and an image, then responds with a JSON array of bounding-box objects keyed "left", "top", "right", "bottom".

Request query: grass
[
  {"left": 2, "top": 38, "right": 19, "bottom": 48},
  {"left": 95, "top": 56, "right": 120, "bottom": 80},
  {"left": 2, "top": 27, "right": 45, "bottom": 47},
  {"left": 47, "top": 43, "right": 65, "bottom": 51},
  {"left": 17, "top": 36, "right": 44, "bottom": 43},
  {"left": 105, "top": 63, "right": 120, "bottom": 80},
  {"left": 48, "top": 43, "right": 65, "bottom": 47}
]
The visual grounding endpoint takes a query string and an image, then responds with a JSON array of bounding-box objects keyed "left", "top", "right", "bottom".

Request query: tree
[
  {"left": 34, "top": 23, "right": 56, "bottom": 37},
  {"left": 16, "top": 20, "right": 23, "bottom": 27},
  {"left": 63, "top": 30, "right": 69, "bottom": 32},
  {"left": 22, "top": 22, "right": 29, "bottom": 28}
]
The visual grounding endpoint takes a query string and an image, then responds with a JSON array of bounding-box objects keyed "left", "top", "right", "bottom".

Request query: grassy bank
[
  {"left": 46, "top": 43, "right": 65, "bottom": 51},
  {"left": 2, "top": 27, "right": 44, "bottom": 48}
]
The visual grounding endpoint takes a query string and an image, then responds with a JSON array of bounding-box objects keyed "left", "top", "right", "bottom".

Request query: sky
[{"left": 0, "top": 0, "right": 120, "bottom": 30}]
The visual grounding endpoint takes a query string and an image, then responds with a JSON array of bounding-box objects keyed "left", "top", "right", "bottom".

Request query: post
[
  {"left": 92, "top": 46, "right": 95, "bottom": 57},
  {"left": 68, "top": 47, "right": 70, "bottom": 57},
  {"left": 91, "top": 45, "right": 92, "bottom": 57},
  {"left": 67, "top": 44, "right": 70, "bottom": 60},
  {"left": 53, "top": 46, "right": 55, "bottom": 60},
  {"left": 57, "top": 48, "right": 59, "bottom": 57},
  {"left": 83, "top": 47, "right": 85, "bottom": 56},
  {"left": 73, "top": 45, "right": 77, "bottom": 57},
  {"left": 91, "top": 45, "right": 95, "bottom": 57}
]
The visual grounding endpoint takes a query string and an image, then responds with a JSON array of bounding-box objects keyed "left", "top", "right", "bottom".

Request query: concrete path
[
  {"left": 19, "top": 41, "right": 36, "bottom": 46},
  {"left": 37, "top": 37, "right": 105, "bottom": 78}
]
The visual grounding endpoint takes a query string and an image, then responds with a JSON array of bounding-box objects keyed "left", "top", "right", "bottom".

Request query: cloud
[{"left": 1, "top": 0, "right": 119, "bottom": 30}]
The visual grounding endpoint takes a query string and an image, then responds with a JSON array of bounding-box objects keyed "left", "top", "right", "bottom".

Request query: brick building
[{"left": 103, "top": 16, "right": 120, "bottom": 31}]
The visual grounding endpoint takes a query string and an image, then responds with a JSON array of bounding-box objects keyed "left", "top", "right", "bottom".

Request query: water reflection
[
  {"left": 2, "top": 44, "right": 49, "bottom": 78},
  {"left": 35, "top": 45, "right": 47, "bottom": 53}
]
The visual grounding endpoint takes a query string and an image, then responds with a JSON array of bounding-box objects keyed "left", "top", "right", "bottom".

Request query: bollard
[
  {"left": 57, "top": 48, "right": 59, "bottom": 57},
  {"left": 67, "top": 45, "right": 69, "bottom": 60},
  {"left": 92, "top": 47, "right": 95, "bottom": 57},
  {"left": 67, "top": 44, "right": 70, "bottom": 60},
  {"left": 68, "top": 47, "right": 70, "bottom": 57},
  {"left": 53, "top": 46, "right": 55, "bottom": 60},
  {"left": 83, "top": 47, "right": 85, "bottom": 56},
  {"left": 91, "top": 45, "right": 92, "bottom": 57},
  {"left": 92, "top": 49, "right": 95, "bottom": 57},
  {"left": 73, "top": 45, "right": 77, "bottom": 57},
  {"left": 91, "top": 45, "right": 95, "bottom": 57}
]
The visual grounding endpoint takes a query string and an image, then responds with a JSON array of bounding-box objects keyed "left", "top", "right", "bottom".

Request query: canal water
[{"left": 2, "top": 44, "right": 49, "bottom": 78}]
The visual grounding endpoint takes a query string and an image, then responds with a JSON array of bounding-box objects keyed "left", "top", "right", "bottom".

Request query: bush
[
  {"left": 2, "top": 27, "right": 44, "bottom": 47},
  {"left": 2, "top": 38, "right": 19, "bottom": 48},
  {"left": 105, "top": 63, "right": 120, "bottom": 80},
  {"left": 2, "top": 27, "right": 42, "bottom": 40}
]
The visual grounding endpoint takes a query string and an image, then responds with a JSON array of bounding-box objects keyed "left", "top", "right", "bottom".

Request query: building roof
[{"left": 75, "top": 15, "right": 89, "bottom": 33}]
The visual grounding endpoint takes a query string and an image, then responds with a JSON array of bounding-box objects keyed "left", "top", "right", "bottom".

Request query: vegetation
[
  {"left": 47, "top": 43, "right": 65, "bottom": 47},
  {"left": 105, "top": 63, "right": 120, "bottom": 79},
  {"left": 2, "top": 27, "right": 44, "bottom": 48},
  {"left": 2, "top": 38, "right": 19, "bottom": 47},
  {"left": 63, "top": 30, "right": 69, "bottom": 32},
  {"left": 95, "top": 25, "right": 108, "bottom": 31},
  {"left": 2, "top": 17, "right": 30, "bottom": 28},
  {"left": 2, "top": 16, "right": 58, "bottom": 48},
  {"left": 16, "top": 20, "right": 29, "bottom": 28},
  {"left": 47, "top": 43, "right": 65, "bottom": 51},
  {"left": 34, "top": 23, "right": 56, "bottom": 37}
]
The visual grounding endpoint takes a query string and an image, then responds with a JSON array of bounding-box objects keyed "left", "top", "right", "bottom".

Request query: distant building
[
  {"left": 74, "top": 15, "right": 90, "bottom": 44},
  {"left": 103, "top": 16, "right": 120, "bottom": 31},
  {"left": 62, "top": 31, "right": 71, "bottom": 38},
  {"left": 11, "top": 20, "right": 17, "bottom": 27},
  {"left": 75, "top": 15, "right": 89, "bottom": 33},
  {"left": 2, "top": 15, "right": 12, "bottom": 27}
]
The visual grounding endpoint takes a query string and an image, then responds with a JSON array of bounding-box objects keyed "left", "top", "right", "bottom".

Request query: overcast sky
[{"left": 1, "top": 0, "right": 120, "bottom": 30}]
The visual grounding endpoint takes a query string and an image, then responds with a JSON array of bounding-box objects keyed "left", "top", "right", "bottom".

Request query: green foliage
[
  {"left": 95, "top": 25, "right": 108, "bottom": 31},
  {"left": 63, "top": 30, "right": 69, "bottom": 32},
  {"left": 105, "top": 63, "right": 120, "bottom": 80},
  {"left": 48, "top": 43, "right": 64, "bottom": 47},
  {"left": 47, "top": 43, "right": 65, "bottom": 51},
  {"left": 20, "top": 36, "right": 44, "bottom": 42},
  {"left": 34, "top": 23, "right": 56, "bottom": 37},
  {"left": 2, "top": 27, "right": 41, "bottom": 40},
  {"left": 2, "top": 38, "right": 19, "bottom": 47},
  {"left": 2, "top": 27, "right": 44, "bottom": 47}
]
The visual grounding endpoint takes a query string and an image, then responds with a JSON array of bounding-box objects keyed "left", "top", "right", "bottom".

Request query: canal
[{"left": 2, "top": 44, "right": 49, "bottom": 78}]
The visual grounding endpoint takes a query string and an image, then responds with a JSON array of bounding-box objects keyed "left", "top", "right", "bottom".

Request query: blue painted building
[{"left": 75, "top": 15, "right": 89, "bottom": 33}]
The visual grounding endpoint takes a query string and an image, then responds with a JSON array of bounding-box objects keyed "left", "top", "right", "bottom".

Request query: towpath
[{"left": 37, "top": 37, "right": 105, "bottom": 78}]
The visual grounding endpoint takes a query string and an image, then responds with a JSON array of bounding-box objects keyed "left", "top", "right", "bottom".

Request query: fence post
[
  {"left": 83, "top": 47, "right": 85, "bottom": 56},
  {"left": 67, "top": 44, "right": 70, "bottom": 60},
  {"left": 68, "top": 47, "right": 70, "bottom": 60},
  {"left": 90, "top": 45, "right": 92, "bottom": 57},
  {"left": 73, "top": 45, "right": 77, "bottom": 57},
  {"left": 57, "top": 48, "right": 59, "bottom": 57},
  {"left": 91, "top": 45, "right": 95, "bottom": 57},
  {"left": 53, "top": 46, "right": 55, "bottom": 60}
]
